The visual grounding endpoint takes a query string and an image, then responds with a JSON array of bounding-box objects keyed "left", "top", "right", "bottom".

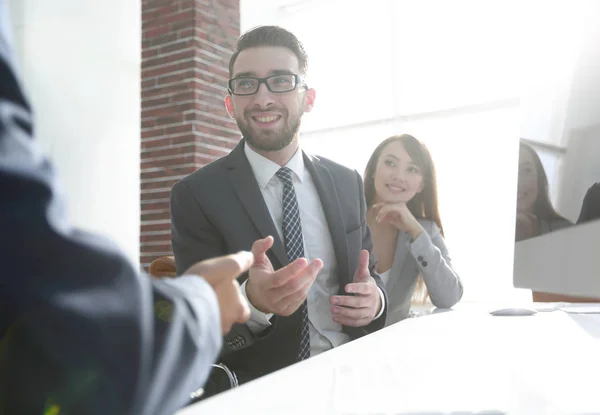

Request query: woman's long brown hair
[
  {"left": 364, "top": 134, "right": 444, "bottom": 304},
  {"left": 519, "top": 142, "right": 567, "bottom": 222}
]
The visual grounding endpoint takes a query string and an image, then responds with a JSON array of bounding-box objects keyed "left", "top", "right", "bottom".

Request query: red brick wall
[{"left": 141, "top": 0, "right": 240, "bottom": 270}]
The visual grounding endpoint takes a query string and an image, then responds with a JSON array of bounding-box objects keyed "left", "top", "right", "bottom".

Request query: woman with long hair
[
  {"left": 364, "top": 134, "right": 463, "bottom": 325},
  {"left": 515, "top": 142, "right": 572, "bottom": 241}
]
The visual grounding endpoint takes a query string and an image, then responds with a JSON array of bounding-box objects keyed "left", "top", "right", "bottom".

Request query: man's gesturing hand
[
  {"left": 184, "top": 251, "right": 254, "bottom": 335},
  {"left": 246, "top": 236, "right": 323, "bottom": 316},
  {"left": 330, "top": 250, "right": 382, "bottom": 327}
]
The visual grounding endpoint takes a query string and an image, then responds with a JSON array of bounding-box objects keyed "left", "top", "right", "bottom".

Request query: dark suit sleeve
[
  {"left": 0, "top": 24, "right": 221, "bottom": 415},
  {"left": 170, "top": 180, "right": 227, "bottom": 274},
  {"left": 170, "top": 177, "right": 260, "bottom": 354},
  {"left": 345, "top": 171, "right": 387, "bottom": 338},
  {"left": 578, "top": 183, "right": 600, "bottom": 224}
]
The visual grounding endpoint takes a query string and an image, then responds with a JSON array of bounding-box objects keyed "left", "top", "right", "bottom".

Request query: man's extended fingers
[
  {"left": 332, "top": 315, "right": 371, "bottom": 327},
  {"left": 273, "top": 283, "right": 312, "bottom": 316},
  {"left": 230, "top": 250, "right": 255, "bottom": 275},
  {"left": 331, "top": 304, "right": 372, "bottom": 325},
  {"left": 358, "top": 249, "right": 369, "bottom": 271},
  {"left": 248, "top": 236, "right": 274, "bottom": 270},
  {"left": 275, "top": 262, "right": 321, "bottom": 304},
  {"left": 186, "top": 250, "right": 254, "bottom": 287},
  {"left": 353, "top": 250, "right": 370, "bottom": 282},
  {"left": 251, "top": 236, "right": 274, "bottom": 258},
  {"left": 330, "top": 294, "right": 370, "bottom": 308},
  {"left": 204, "top": 251, "right": 253, "bottom": 279},
  {"left": 345, "top": 281, "right": 373, "bottom": 295},
  {"left": 271, "top": 257, "right": 318, "bottom": 287},
  {"left": 265, "top": 259, "right": 322, "bottom": 316}
]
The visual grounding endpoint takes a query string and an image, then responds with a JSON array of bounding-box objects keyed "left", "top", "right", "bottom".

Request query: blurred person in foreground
[{"left": 0, "top": 3, "right": 253, "bottom": 414}]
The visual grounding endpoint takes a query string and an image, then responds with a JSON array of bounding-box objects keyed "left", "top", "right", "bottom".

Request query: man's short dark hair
[{"left": 228, "top": 26, "right": 308, "bottom": 77}]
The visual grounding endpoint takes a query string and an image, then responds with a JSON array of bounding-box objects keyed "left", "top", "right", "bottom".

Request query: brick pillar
[{"left": 140, "top": 0, "right": 240, "bottom": 270}]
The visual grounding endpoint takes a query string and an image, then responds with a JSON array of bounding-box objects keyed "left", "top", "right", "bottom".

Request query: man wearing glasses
[{"left": 170, "top": 25, "right": 387, "bottom": 390}]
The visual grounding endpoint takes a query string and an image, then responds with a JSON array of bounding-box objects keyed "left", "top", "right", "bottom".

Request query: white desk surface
[{"left": 177, "top": 303, "right": 600, "bottom": 415}]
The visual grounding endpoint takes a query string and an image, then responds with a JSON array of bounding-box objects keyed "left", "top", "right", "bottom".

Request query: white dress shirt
[{"left": 240, "top": 143, "right": 384, "bottom": 357}]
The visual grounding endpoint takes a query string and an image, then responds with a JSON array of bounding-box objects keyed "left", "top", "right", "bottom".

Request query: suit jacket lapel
[
  {"left": 303, "top": 152, "right": 351, "bottom": 284},
  {"left": 225, "top": 140, "right": 288, "bottom": 267}
]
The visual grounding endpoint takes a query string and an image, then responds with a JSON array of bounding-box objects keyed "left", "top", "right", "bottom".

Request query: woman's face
[
  {"left": 373, "top": 141, "right": 424, "bottom": 204},
  {"left": 517, "top": 148, "right": 539, "bottom": 213}
]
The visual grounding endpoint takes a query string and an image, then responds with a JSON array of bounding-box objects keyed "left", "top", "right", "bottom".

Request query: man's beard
[{"left": 237, "top": 108, "right": 302, "bottom": 152}]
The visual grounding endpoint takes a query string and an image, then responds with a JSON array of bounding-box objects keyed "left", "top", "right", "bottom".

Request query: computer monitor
[{"left": 513, "top": 4, "right": 600, "bottom": 299}]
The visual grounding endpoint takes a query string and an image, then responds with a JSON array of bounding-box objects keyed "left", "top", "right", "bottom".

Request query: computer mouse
[{"left": 489, "top": 307, "right": 537, "bottom": 316}]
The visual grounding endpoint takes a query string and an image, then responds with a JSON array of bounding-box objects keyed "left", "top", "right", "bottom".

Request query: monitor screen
[{"left": 514, "top": 3, "right": 600, "bottom": 300}]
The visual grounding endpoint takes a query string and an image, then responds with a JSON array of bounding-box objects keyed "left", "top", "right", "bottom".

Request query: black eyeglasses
[{"left": 228, "top": 74, "right": 306, "bottom": 96}]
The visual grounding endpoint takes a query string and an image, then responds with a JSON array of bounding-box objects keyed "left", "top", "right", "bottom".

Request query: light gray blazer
[{"left": 384, "top": 219, "right": 463, "bottom": 326}]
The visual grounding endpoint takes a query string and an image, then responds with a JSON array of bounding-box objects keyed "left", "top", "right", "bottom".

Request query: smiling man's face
[{"left": 225, "top": 46, "right": 315, "bottom": 152}]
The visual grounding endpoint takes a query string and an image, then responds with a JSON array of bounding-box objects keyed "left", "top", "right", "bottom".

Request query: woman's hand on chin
[{"left": 372, "top": 202, "right": 424, "bottom": 240}]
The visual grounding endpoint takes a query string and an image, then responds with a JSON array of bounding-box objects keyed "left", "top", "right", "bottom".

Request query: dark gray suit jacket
[
  {"left": 0, "top": 8, "right": 222, "bottom": 414},
  {"left": 578, "top": 183, "right": 600, "bottom": 224},
  {"left": 171, "top": 139, "right": 387, "bottom": 382}
]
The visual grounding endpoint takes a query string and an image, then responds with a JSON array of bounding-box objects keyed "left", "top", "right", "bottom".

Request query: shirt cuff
[
  {"left": 373, "top": 286, "right": 386, "bottom": 320},
  {"left": 240, "top": 279, "right": 274, "bottom": 333}
]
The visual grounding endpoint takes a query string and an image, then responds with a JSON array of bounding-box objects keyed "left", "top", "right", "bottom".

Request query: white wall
[{"left": 7, "top": 0, "right": 141, "bottom": 265}]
